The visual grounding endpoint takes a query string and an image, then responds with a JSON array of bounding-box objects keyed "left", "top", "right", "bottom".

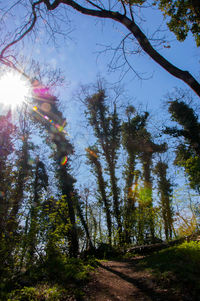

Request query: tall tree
[
  {"left": 86, "top": 146, "right": 112, "bottom": 245},
  {"left": 85, "top": 89, "right": 122, "bottom": 241},
  {"left": 165, "top": 100, "right": 200, "bottom": 193},
  {"left": 32, "top": 85, "right": 79, "bottom": 256},
  {"left": 0, "top": 111, "right": 15, "bottom": 236},
  {"left": 7, "top": 105, "right": 32, "bottom": 234},
  {"left": 122, "top": 107, "right": 149, "bottom": 243},
  {"left": 27, "top": 158, "right": 48, "bottom": 264},
  {"left": 0, "top": 111, "right": 16, "bottom": 276},
  {"left": 73, "top": 189, "right": 93, "bottom": 250},
  {"left": 154, "top": 161, "right": 173, "bottom": 240},
  {"left": 138, "top": 135, "right": 166, "bottom": 242}
]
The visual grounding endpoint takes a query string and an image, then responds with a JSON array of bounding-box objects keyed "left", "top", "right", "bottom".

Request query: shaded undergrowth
[
  {"left": 1, "top": 252, "right": 98, "bottom": 301},
  {"left": 136, "top": 241, "right": 200, "bottom": 299}
]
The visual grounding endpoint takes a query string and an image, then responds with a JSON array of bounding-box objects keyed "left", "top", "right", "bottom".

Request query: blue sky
[
  {"left": 20, "top": 4, "right": 199, "bottom": 106},
  {"left": 40, "top": 7, "right": 199, "bottom": 146},
  {"left": 1, "top": 2, "right": 200, "bottom": 194}
]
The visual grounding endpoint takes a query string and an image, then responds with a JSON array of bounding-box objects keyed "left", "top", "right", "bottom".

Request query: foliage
[
  {"left": 85, "top": 88, "right": 122, "bottom": 241},
  {"left": 176, "top": 212, "right": 198, "bottom": 237},
  {"left": 42, "top": 252, "right": 93, "bottom": 283},
  {"left": 155, "top": 0, "right": 200, "bottom": 46},
  {"left": 175, "top": 146, "right": 200, "bottom": 192},
  {"left": 165, "top": 100, "right": 200, "bottom": 193},
  {"left": 1, "top": 71, "right": 200, "bottom": 300},
  {"left": 8, "top": 284, "right": 68, "bottom": 301},
  {"left": 94, "top": 243, "right": 121, "bottom": 259},
  {"left": 138, "top": 241, "right": 200, "bottom": 297},
  {"left": 7, "top": 282, "right": 84, "bottom": 300},
  {"left": 2, "top": 253, "right": 93, "bottom": 300},
  {"left": 154, "top": 161, "right": 173, "bottom": 240}
]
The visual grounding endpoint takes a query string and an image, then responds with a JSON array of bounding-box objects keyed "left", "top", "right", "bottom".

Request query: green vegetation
[
  {"left": 137, "top": 241, "right": 200, "bottom": 297},
  {"left": 8, "top": 285, "right": 73, "bottom": 301},
  {"left": 0, "top": 1, "right": 200, "bottom": 299},
  {"left": 1, "top": 255, "right": 96, "bottom": 300},
  {"left": 1, "top": 84, "right": 200, "bottom": 299},
  {"left": 155, "top": 0, "right": 200, "bottom": 46}
]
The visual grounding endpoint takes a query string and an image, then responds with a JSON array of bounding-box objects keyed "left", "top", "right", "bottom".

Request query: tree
[
  {"left": 7, "top": 105, "right": 32, "bottom": 235},
  {"left": 0, "top": 1, "right": 200, "bottom": 97},
  {"left": 86, "top": 146, "right": 112, "bottom": 245},
  {"left": 73, "top": 189, "right": 94, "bottom": 250},
  {"left": 85, "top": 89, "right": 122, "bottom": 241},
  {"left": 154, "top": 161, "right": 173, "bottom": 240},
  {"left": 27, "top": 158, "right": 48, "bottom": 265},
  {"left": 156, "top": 0, "right": 200, "bottom": 46},
  {"left": 32, "top": 85, "right": 79, "bottom": 256},
  {"left": 0, "top": 111, "right": 16, "bottom": 276},
  {"left": 122, "top": 108, "right": 166, "bottom": 243},
  {"left": 122, "top": 107, "right": 148, "bottom": 243},
  {"left": 0, "top": 111, "right": 15, "bottom": 236},
  {"left": 138, "top": 136, "right": 166, "bottom": 242},
  {"left": 165, "top": 100, "right": 200, "bottom": 193}
]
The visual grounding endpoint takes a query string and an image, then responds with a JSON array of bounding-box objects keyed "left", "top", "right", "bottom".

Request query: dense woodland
[
  {"left": 0, "top": 0, "right": 200, "bottom": 299},
  {"left": 0, "top": 81, "right": 200, "bottom": 299}
]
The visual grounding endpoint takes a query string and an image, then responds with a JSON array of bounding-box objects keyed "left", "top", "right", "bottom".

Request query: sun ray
[{"left": 0, "top": 71, "right": 31, "bottom": 108}]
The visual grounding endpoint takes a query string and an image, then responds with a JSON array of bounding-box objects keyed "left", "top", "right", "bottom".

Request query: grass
[{"left": 137, "top": 241, "right": 200, "bottom": 298}]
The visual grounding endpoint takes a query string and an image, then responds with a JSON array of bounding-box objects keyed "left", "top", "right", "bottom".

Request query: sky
[
  {"left": 26, "top": 4, "right": 199, "bottom": 130},
  {"left": 1, "top": 1, "right": 200, "bottom": 196},
  {"left": 16, "top": 3, "right": 199, "bottom": 103}
]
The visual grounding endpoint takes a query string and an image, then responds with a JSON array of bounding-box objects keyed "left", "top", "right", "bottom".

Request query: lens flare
[{"left": 60, "top": 155, "right": 68, "bottom": 166}]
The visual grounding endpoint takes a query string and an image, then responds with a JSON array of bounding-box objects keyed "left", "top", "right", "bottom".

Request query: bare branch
[
  {"left": 41, "top": 0, "right": 200, "bottom": 97},
  {"left": 0, "top": 1, "right": 43, "bottom": 58},
  {"left": 0, "top": 0, "right": 199, "bottom": 97}
]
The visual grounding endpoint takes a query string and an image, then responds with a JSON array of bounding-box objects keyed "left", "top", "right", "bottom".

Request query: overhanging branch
[
  {"left": 42, "top": 0, "right": 200, "bottom": 97},
  {"left": 0, "top": 0, "right": 199, "bottom": 97}
]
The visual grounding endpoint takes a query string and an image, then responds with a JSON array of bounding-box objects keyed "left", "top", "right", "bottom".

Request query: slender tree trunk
[
  {"left": 123, "top": 153, "right": 137, "bottom": 244},
  {"left": 87, "top": 153, "right": 112, "bottom": 245},
  {"left": 8, "top": 136, "right": 29, "bottom": 233},
  {"left": 141, "top": 152, "right": 155, "bottom": 241},
  {"left": 58, "top": 165, "right": 79, "bottom": 257},
  {"left": 107, "top": 158, "right": 122, "bottom": 242},
  {"left": 155, "top": 162, "right": 173, "bottom": 241},
  {"left": 76, "top": 200, "right": 93, "bottom": 249},
  {"left": 28, "top": 160, "right": 40, "bottom": 263}
]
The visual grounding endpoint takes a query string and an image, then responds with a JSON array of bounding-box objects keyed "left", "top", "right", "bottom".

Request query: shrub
[{"left": 8, "top": 284, "right": 68, "bottom": 301}]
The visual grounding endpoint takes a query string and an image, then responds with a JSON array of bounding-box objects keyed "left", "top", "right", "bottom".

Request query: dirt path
[{"left": 83, "top": 259, "right": 184, "bottom": 301}]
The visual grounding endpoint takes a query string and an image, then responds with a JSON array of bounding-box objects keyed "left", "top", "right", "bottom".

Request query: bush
[
  {"left": 95, "top": 243, "right": 121, "bottom": 259},
  {"left": 8, "top": 284, "right": 69, "bottom": 301},
  {"left": 4, "top": 250, "right": 95, "bottom": 300}
]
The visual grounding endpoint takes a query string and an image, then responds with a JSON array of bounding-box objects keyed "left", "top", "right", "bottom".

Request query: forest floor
[{"left": 82, "top": 258, "right": 193, "bottom": 301}]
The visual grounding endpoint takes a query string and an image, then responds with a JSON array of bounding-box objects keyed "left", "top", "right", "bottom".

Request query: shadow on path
[{"left": 98, "top": 261, "right": 180, "bottom": 301}]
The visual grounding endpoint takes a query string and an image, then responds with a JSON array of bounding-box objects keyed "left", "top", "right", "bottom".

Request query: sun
[{"left": 0, "top": 71, "right": 31, "bottom": 107}]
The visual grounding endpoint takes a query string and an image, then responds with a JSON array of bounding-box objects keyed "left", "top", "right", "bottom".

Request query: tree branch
[
  {"left": 0, "top": 1, "right": 43, "bottom": 58},
  {"left": 1, "top": 0, "right": 200, "bottom": 97},
  {"left": 41, "top": 0, "right": 200, "bottom": 97}
]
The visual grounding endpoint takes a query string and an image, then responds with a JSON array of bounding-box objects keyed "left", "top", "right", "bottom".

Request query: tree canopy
[{"left": 156, "top": 0, "right": 200, "bottom": 46}]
